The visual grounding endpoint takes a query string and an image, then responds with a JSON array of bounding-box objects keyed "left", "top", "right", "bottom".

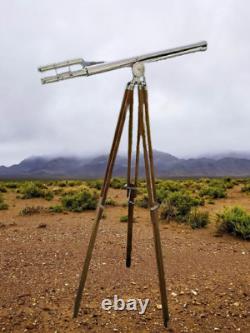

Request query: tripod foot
[
  {"left": 164, "top": 316, "right": 169, "bottom": 328},
  {"left": 126, "top": 256, "right": 131, "bottom": 268}
]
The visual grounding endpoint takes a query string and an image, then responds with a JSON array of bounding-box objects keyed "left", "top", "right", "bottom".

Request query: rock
[
  {"left": 191, "top": 289, "right": 198, "bottom": 296},
  {"left": 37, "top": 223, "right": 47, "bottom": 229}
]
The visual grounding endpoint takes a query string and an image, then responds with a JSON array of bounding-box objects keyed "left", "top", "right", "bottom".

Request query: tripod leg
[
  {"left": 139, "top": 84, "right": 169, "bottom": 327},
  {"left": 126, "top": 90, "right": 134, "bottom": 267},
  {"left": 73, "top": 84, "right": 133, "bottom": 318}
]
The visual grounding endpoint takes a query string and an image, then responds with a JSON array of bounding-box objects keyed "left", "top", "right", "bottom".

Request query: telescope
[
  {"left": 38, "top": 41, "right": 207, "bottom": 84},
  {"left": 38, "top": 40, "right": 207, "bottom": 328}
]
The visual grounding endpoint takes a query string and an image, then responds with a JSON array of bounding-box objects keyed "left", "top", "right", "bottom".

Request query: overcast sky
[{"left": 0, "top": 1, "right": 250, "bottom": 165}]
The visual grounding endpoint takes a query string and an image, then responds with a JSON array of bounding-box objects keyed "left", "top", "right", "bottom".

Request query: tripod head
[{"left": 38, "top": 41, "right": 207, "bottom": 84}]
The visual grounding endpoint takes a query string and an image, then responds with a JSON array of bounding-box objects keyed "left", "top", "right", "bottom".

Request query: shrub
[
  {"left": 217, "top": 207, "right": 250, "bottom": 240},
  {"left": 200, "top": 185, "right": 227, "bottom": 199},
  {"left": 160, "top": 191, "right": 202, "bottom": 222},
  {"left": 67, "top": 180, "right": 83, "bottom": 187},
  {"left": 159, "top": 200, "right": 176, "bottom": 222},
  {"left": 241, "top": 184, "right": 250, "bottom": 194},
  {"left": 58, "top": 181, "right": 67, "bottom": 187},
  {"left": 160, "top": 191, "right": 204, "bottom": 223},
  {"left": 188, "top": 209, "right": 210, "bottom": 229},
  {"left": 49, "top": 205, "right": 64, "bottom": 213},
  {"left": 136, "top": 194, "right": 149, "bottom": 208},
  {"left": 5, "top": 182, "right": 18, "bottom": 189},
  {"left": 120, "top": 215, "right": 128, "bottom": 222},
  {"left": 0, "top": 195, "right": 8, "bottom": 210},
  {"left": 43, "top": 191, "right": 54, "bottom": 201},
  {"left": 52, "top": 188, "right": 64, "bottom": 195},
  {"left": 0, "top": 202, "right": 8, "bottom": 210},
  {"left": 20, "top": 206, "right": 45, "bottom": 216},
  {"left": 19, "top": 182, "right": 54, "bottom": 200},
  {"left": 156, "top": 180, "right": 183, "bottom": 203},
  {"left": 105, "top": 198, "right": 116, "bottom": 206},
  {"left": 0, "top": 185, "right": 7, "bottom": 193},
  {"left": 87, "top": 180, "right": 103, "bottom": 190},
  {"left": 110, "top": 178, "right": 126, "bottom": 189},
  {"left": 61, "top": 189, "right": 98, "bottom": 212}
]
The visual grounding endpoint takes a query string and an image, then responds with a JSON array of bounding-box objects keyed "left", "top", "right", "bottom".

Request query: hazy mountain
[{"left": 1, "top": 151, "right": 250, "bottom": 179}]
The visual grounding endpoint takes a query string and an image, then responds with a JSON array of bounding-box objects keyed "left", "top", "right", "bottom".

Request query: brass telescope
[{"left": 38, "top": 41, "right": 207, "bottom": 84}]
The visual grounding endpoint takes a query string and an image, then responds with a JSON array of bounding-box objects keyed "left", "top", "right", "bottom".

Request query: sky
[{"left": 0, "top": 1, "right": 250, "bottom": 166}]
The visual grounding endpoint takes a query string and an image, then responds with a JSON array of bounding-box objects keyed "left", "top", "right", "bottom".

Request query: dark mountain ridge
[{"left": 1, "top": 151, "right": 250, "bottom": 179}]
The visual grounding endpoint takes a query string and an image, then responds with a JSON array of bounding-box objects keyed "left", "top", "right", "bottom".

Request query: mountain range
[{"left": 1, "top": 151, "right": 250, "bottom": 179}]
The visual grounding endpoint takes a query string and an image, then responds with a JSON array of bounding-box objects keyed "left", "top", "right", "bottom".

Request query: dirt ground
[{"left": 0, "top": 186, "right": 249, "bottom": 333}]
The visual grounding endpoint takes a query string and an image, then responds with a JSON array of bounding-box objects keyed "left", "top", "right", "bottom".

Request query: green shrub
[
  {"left": 120, "top": 215, "right": 128, "bottom": 222},
  {"left": 200, "top": 185, "right": 227, "bottom": 199},
  {"left": 110, "top": 178, "right": 126, "bottom": 189},
  {"left": 61, "top": 189, "right": 98, "bottom": 212},
  {"left": 160, "top": 191, "right": 202, "bottom": 222},
  {"left": 19, "top": 182, "right": 54, "bottom": 200},
  {"left": 0, "top": 195, "right": 8, "bottom": 210},
  {"left": 43, "top": 191, "right": 54, "bottom": 201},
  {"left": 49, "top": 205, "right": 64, "bottom": 213},
  {"left": 52, "top": 188, "right": 64, "bottom": 195},
  {"left": 217, "top": 207, "right": 250, "bottom": 240},
  {"left": 87, "top": 180, "right": 103, "bottom": 190},
  {"left": 156, "top": 180, "right": 183, "bottom": 203},
  {"left": 0, "top": 185, "right": 7, "bottom": 193},
  {"left": 188, "top": 209, "right": 210, "bottom": 229},
  {"left": 105, "top": 198, "right": 116, "bottom": 206},
  {"left": 241, "top": 184, "right": 250, "bottom": 193},
  {"left": 67, "top": 180, "right": 83, "bottom": 187},
  {"left": 136, "top": 194, "right": 149, "bottom": 208},
  {"left": 5, "top": 182, "right": 18, "bottom": 189},
  {"left": 58, "top": 181, "right": 67, "bottom": 187},
  {"left": 159, "top": 200, "right": 175, "bottom": 221}
]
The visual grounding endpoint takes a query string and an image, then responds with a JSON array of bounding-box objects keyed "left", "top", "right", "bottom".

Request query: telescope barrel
[
  {"left": 38, "top": 58, "right": 84, "bottom": 72},
  {"left": 39, "top": 41, "right": 207, "bottom": 84}
]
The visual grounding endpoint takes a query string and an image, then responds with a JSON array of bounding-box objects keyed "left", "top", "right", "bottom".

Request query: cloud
[{"left": 0, "top": 0, "right": 249, "bottom": 165}]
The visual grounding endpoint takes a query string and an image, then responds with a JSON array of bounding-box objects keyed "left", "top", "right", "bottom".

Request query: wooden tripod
[{"left": 73, "top": 68, "right": 169, "bottom": 327}]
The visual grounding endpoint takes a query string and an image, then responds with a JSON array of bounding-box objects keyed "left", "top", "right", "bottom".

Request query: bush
[
  {"left": 49, "top": 205, "right": 64, "bottom": 213},
  {"left": 110, "top": 178, "right": 126, "bottom": 189},
  {"left": 19, "top": 182, "right": 54, "bottom": 200},
  {"left": 67, "top": 180, "right": 83, "bottom": 187},
  {"left": 160, "top": 191, "right": 201, "bottom": 222},
  {"left": 120, "top": 215, "right": 128, "bottom": 222},
  {"left": 61, "top": 189, "right": 98, "bottom": 212},
  {"left": 136, "top": 194, "right": 149, "bottom": 208},
  {"left": 159, "top": 200, "right": 176, "bottom": 222},
  {"left": 200, "top": 185, "right": 227, "bottom": 199},
  {"left": 217, "top": 207, "right": 250, "bottom": 240},
  {"left": 0, "top": 195, "right": 8, "bottom": 210},
  {"left": 105, "top": 198, "right": 116, "bottom": 206},
  {"left": 241, "top": 184, "right": 250, "bottom": 194},
  {"left": 20, "top": 206, "right": 45, "bottom": 216},
  {"left": 5, "top": 182, "right": 18, "bottom": 189},
  {"left": 58, "top": 181, "right": 67, "bottom": 187},
  {"left": 87, "top": 180, "right": 103, "bottom": 190},
  {"left": 188, "top": 209, "right": 210, "bottom": 229},
  {"left": 156, "top": 180, "right": 183, "bottom": 203},
  {"left": 0, "top": 185, "right": 7, "bottom": 193}
]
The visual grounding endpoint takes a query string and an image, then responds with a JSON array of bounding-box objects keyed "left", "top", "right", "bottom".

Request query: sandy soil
[{"left": 0, "top": 186, "right": 249, "bottom": 333}]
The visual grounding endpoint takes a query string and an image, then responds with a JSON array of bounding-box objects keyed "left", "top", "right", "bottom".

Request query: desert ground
[{"left": 0, "top": 179, "right": 249, "bottom": 333}]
